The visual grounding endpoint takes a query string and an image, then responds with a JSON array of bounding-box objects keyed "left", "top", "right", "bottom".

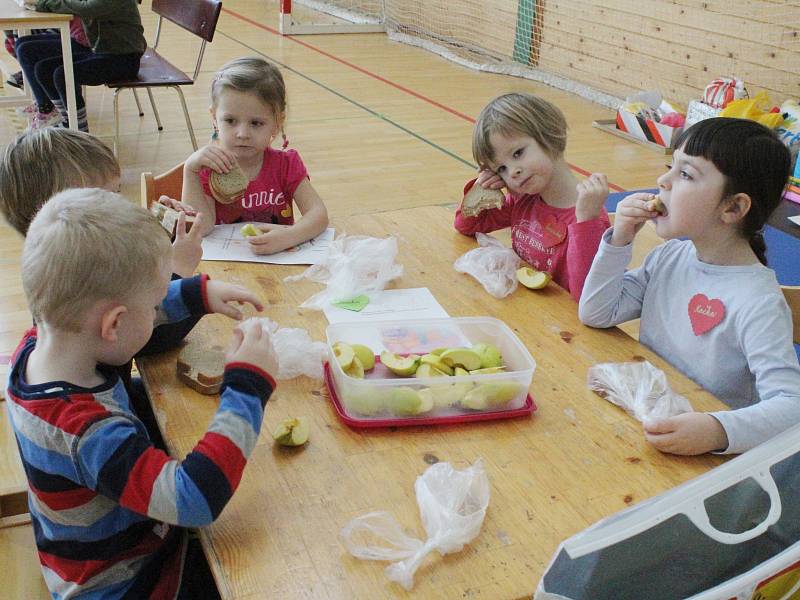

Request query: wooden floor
[{"left": 0, "top": 0, "right": 670, "bottom": 379}]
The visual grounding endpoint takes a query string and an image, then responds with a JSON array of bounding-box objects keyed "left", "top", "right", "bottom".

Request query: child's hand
[
  {"left": 171, "top": 211, "right": 205, "bottom": 278},
  {"left": 158, "top": 195, "right": 196, "bottom": 215},
  {"left": 206, "top": 280, "right": 264, "bottom": 320},
  {"left": 610, "top": 192, "right": 661, "bottom": 247},
  {"left": 185, "top": 144, "right": 237, "bottom": 175},
  {"left": 476, "top": 169, "right": 504, "bottom": 190},
  {"left": 644, "top": 412, "right": 728, "bottom": 455},
  {"left": 226, "top": 318, "right": 279, "bottom": 375},
  {"left": 246, "top": 224, "right": 293, "bottom": 255},
  {"left": 575, "top": 173, "right": 609, "bottom": 222}
]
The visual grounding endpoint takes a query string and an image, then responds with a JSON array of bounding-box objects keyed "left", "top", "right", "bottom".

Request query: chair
[
  {"left": 141, "top": 161, "right": 184, "bottom": 210},
  {"left": 782, "top": 285, "right": 800, "bottom": 345},
  {"left": 107, "top": 0, "right": 223, "bottom": 155}
]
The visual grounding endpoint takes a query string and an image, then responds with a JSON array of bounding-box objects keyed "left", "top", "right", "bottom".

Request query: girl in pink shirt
[
  {"left": 454, "top": 93, "right": 610, "bottom": 301},
  {"left": 180, "top": 57, "right": 329, "bottom": 255}
]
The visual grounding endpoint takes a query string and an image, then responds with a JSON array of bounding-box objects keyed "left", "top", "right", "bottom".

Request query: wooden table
[
  {"left": 138, "top": 205, "right": 727, "bottom": 600},
  {"left": 0, "top": 0, "right": 78, "bottom": 129}
]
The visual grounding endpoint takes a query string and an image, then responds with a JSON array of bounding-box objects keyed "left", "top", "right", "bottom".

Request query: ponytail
[{"left": 749, "top": 230, "right": 768, "bottom": 266}]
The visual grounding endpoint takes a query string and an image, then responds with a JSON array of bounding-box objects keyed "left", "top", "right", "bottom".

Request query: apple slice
[
  {"left": 517, "top": 267, "right": 552, "bottom": 289},
  {"left": 333, "top": 342, "right": 355, "bottom": 370},
  {"left": 351, "top": 344, "right": 376, "bottom": 371},
  {"left": 240, "top": 223, "right": 260, "bottom": 237},
  {"left": 420, "top": 354, "right": 454, "bottom": 375},
  {"left": 471, "top": 343, "right": 503, "bottom": 368},
  {"left": 343, "top": 356, "right": 365, "bottom": 379},
  {"left": 272, "top": 417, "right": 310, "bottom": 446},
  {"left": 440, "top": 348, "right": 482, "bottom": 371},
  {"left": 380, "top": 351, "right": 420, "bottom": 377}
]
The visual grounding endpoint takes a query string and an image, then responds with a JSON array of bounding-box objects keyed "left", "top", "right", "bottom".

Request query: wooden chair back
[
  {"left": 152, "top": 0, "right": 222, "bottom": 43},
  {"left": 141, "top": 162, "right": 185, "bottom": 210},
  {"left": 782, "top": 285, "right": 800, "bottom": 345}
]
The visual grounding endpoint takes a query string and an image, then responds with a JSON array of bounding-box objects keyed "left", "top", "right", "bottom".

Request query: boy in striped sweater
[{"left": 6, "top": 188, "right": 278, "bottom": 598}]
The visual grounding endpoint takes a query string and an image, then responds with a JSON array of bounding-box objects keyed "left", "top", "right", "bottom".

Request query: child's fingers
[
  {"left": 186, "top": 213, "right": 205, "bottom": 242},
  {"left": 227, "top": 289, "right": 264, "bottom": 313},
  {"left": 174, "top": 211, "right": 186, "bottom": 240},
  {"left": 227, "top": 325, "right": 244, "bottom": 356},
  {"left": 643, "top": 417, "right": 675, "bottom": 434}
]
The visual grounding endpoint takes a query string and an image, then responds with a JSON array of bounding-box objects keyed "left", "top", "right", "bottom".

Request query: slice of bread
[
  {"left": 149, "top": 203, "right": 196, "bottom": 239},
  {"left": 209, "top": 166, "right": 249, "bottom": 205},
  {"left": 646, "top": 195, "right": 667, "bottom": 215},
  {"left": 177, "top": 341, "right": 225, "bottom": 395},
  {"left": 461, "top": 182, "right": 505, "bottom": 217}
]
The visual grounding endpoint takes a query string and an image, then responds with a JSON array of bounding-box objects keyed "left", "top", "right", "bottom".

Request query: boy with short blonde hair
[
  {"left": 8, "top": 188, "right": 278, "bottom": 599},
  {"left": 0, "top": 128, "right": 119, "bottom": 235}
]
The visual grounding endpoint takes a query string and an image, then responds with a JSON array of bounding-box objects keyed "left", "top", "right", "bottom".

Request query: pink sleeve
[
  {"left": 565, "top": 210, "right": 611, "bottom": 302},
  {"left": 453, "top": 178, "right": 514, "bottom": 235},
  {"left": 281, "top": 150, "right": 309, "bottom": 198},
  {"left": 198, "top": 167, "right": 212, "bottom": 198}
]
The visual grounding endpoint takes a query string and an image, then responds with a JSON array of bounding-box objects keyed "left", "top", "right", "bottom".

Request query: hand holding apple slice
[
  {"left": 645, "top": 194, "right": 667, "bottom": 216},
  {"left": 517, "top": 267, "right": 552, "bottom": 289}
]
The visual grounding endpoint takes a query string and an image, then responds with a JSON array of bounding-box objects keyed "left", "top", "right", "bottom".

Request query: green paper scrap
[{"left": 333, "top": 295, "right": 370, "bottom": 312}]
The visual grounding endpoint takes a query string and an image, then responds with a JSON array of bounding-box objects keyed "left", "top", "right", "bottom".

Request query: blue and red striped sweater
[{"left": 5, "top": 277, "right": 276, "bottom": 599}]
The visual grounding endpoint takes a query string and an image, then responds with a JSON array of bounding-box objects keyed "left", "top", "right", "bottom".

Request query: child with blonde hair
[
  {"left": 580, "top": 118, "right": 800, "bottom": 455},
  {"left": 0, "top": 127, "right": 206, "bottom": 446},
  {"left": 7, "top": 188, "right": 277, "bottom": 598},
  {"left": 175, "top": 56, "right": 329, "bottom": 254},
  {"left": 455, "top": 92, "right": 610, "bottom": 301}
]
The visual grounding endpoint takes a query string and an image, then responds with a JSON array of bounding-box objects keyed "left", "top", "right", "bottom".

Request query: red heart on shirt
[
  {"left": 539, "top": 215, "right": 567, "bottom": 248},
  {"left": 688, "top": 294, "right": 726, "bottom": 335}
]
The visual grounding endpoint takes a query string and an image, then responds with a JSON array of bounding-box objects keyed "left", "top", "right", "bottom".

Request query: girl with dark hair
[{"left": 579, "top": 117, "right": 800, "bottom": 456}]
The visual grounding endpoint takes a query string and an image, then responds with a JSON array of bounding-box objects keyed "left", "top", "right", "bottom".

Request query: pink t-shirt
[
  {"left": 454, "top": 179, "right": 610, "bottom": 302},
  {"left": 199, "top": 148, "right": 308, "bottom": 225}
]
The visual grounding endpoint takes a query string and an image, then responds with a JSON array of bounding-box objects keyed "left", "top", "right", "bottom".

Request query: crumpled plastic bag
[
  {"left": 260, "top": 318, "right": 327, "bottom": 380},
  {"left": 720, "top": 91, "right": 784, "bottom": 129},
  {"left": 587, "top": 361, "right": 693, "bottom": 422},
  {"left": 453, "top": 233, "right": 520, "bottom": 298},
  {"left": 284, "top": 235, "right": 403, "bottom": 310},
  {"left": 340, "top": 459, "right": 490, "bottom": 590}
]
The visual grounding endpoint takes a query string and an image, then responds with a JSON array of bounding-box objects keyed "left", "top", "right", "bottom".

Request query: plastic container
[
  {"left": 535, "top": 422, "right": 800, "bottom": 600},
  {"left": 325, "top": 317, "right": 536, "bottom": 424}
]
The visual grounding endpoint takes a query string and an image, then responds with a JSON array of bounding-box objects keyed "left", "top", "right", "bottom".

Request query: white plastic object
[
  {"left": 284, "top": 235, "right": 403, "bottom": 310},
  {"left": 341, "top": 459, "right": 490, "bottom": 590},
  {"left": 259, "top": 318, "right": 327, "bottom": 380},
  {"left": 453, "top": 233, "right": 520, "bottom": 299},
  {"left": 562, "top": 423, "right": 800, "bottom": 560},
  {"left": 587, "top": 361, "right": 693, "bottom": 422}
]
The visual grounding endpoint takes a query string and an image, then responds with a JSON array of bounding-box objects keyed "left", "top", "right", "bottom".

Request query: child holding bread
[
  {"left": 6, "top": 188, "right": 278, "bottom": 599},
  {"left": 454, "top": 92, "right": 610, "bottom": 301},
  {"left": 0, "top": 128, "right": 206, "bottom": 445},
  {"left": 176, "top": 56, "right": 329, "bottom": 255},
  {"left": 580, "top": 118, "right": 800, "bottom": 455}
]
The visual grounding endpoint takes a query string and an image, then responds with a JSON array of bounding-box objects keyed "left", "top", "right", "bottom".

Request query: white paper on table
[
  {"left": 323, "top": 289, "right": 464, "bottom": 352},
  {"left": 323, "top": 288, "right": 449, "bottom": 324},
  {"left": 789, "top": 215, "right": 800, "bottom": 227},
  {"left": 201, "top": 226, "right": 334, "bottom": 265}
]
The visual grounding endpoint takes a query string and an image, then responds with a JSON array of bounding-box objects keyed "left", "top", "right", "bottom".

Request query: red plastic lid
[{"left": 324, "top": 362, "right": 536, "bottom": 428}]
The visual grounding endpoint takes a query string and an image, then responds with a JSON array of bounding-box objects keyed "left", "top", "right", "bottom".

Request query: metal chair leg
[
  {"left": 112, "top": 88, "right": 122, "bottom": 157},
  {"left": 173, "top": 86, "right": 197, "bottom": 151},
  {"left": 145, "top": 88, "right": 163, "bottom": 131},
  {"left": 132, "top": 89, "right": 144, "bottom": 117}
]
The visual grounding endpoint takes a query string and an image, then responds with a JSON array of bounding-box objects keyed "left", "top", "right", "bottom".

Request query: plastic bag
[
  {"left": 587, "top": 361, "right": 692, "bottom": 422},
  {"left": 720, "top": 91, "right": 784, "bottom": 129},
  {"left": 284, "top": 235, "right": 403, "bottom": 310},
  {"left": 453, "top": 233, "right": 520, "bottom": 298},
  {"left": 259, "top": 318, "right": 327, "bottom": 380},
  {"left": 340, "top": 459, "right": 490, "bottom": 590}
]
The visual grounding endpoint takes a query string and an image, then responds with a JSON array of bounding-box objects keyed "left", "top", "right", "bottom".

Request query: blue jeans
[{"left": 15, "top": 33, "right": 140, "bottom": 111}]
